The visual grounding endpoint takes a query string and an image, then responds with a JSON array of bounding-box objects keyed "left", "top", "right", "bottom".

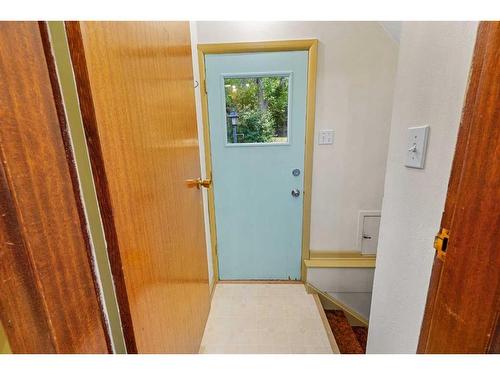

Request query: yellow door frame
[{"left": 197, "top": 39, "right": 318, "bottom": 282}]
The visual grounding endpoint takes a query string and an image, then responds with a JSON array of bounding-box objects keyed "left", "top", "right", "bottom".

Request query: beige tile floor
[{"left": 199, "top": 283, "right": 334, "bottom": 354}]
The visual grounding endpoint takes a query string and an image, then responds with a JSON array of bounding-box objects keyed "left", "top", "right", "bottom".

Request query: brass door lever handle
[{"left": 185, "top": 178, "right": 212, "bottom": 189}]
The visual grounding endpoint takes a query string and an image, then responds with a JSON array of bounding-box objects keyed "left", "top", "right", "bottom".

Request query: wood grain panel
[
  {"left": 0, "top": 21, "right": 110, "bottom": 353},
  {"left": 65, "top": 21, "right": 137, "bottom": 353},
  {"left": 0, "top": 161, "right": 55, "bottom": 353},
  {"left": 418, "top": 21, "right": 500, "bottom": 353},
  {"left": 67, "top": 21, "right": 210, "bottom": 353}
]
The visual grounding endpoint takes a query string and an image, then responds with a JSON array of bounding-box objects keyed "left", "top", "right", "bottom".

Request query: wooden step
[{"left": 324, "top": 310, "right": 365, "bottom": 354}]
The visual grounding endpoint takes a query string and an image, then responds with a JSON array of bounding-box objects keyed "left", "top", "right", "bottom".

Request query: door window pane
[{"left": 224, "top": 76, "right": 289, "bottom": 144}]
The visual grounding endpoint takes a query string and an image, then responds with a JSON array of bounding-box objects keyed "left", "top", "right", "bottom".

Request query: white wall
[
  {"left": 193, "top": 21, "right": 399, "bottom": 257},
  {"left": 367, "top": 21, "right": 478, "bottom": 353},
  {"left": 307, "top": 267, "right": 374, "bottom": 293},
  {"left": 380, "top": 22, "right": 402, "bottom": 43}
]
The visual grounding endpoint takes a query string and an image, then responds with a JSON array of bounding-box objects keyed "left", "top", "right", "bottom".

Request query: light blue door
[{"left": 205, "top": 51, "right": 308, "bottom": 280}]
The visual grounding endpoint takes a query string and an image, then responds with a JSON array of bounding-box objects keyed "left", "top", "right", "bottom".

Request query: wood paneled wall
[
  {"left": 0, "top": 22, "right": 110, "bottom": 353},
  {"left": 66, "top": 21, "right": 210, "bottom": 353}
]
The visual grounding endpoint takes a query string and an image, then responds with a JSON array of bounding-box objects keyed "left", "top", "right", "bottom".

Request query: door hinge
[
  {"left": 203, "top": 79, "right": 207, "bottom": 94},
  {"left": 434, "top": 228, "right": 450, "bottom": 261}
]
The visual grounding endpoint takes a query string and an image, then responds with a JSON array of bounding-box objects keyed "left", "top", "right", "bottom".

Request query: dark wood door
[
  {"left": 0, "top": 22, "right": 110, "bottom": 353},
  {"left": 66, "top": 21, "right": 210, "bottom": 353},
  {"left": 418, "top": 21, "right": 500, "bottom": 354}
]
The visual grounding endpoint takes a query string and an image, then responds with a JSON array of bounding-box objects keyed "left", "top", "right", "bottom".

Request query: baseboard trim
[
  {"left": 305, "top": 251, "right": 376, "bottom": 268},
  {"left": 209, "top": 280, "right": 217, "bottom": 302},
  {"left": 312, "top": 294, "right": 340, "bottom": 353},
  {"left": 217, "top": 280, "right": 304, "bottom": 284},
  {"left": 305, "top": 282, "right": 369, "bottom": 327}
]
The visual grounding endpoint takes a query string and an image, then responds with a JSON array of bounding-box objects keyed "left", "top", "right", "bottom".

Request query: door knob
[
  {"left": 291, "top": 189, "right": 300, "bottom": 198},
  {"left": 185, "top": 178, "right": 212, "bottom": 189}
]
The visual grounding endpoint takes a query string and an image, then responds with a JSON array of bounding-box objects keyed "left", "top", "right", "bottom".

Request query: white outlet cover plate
[
  {"left": 318, "top": 129, "right": 334, "bottom": 145},
  {"left": 406, "top": 125, "right": 430, "bottom": 169}
]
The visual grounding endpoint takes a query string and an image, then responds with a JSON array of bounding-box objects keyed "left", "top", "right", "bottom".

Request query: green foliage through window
[{"left": 224, "top": 76, "right": 289, "bottom": 144}]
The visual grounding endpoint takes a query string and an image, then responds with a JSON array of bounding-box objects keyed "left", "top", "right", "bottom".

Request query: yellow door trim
[
  {"left": 304, "top": 257, "right": 376, "bottom": 269},
  {"left": 305, "top": 251, "right": 376, "bottom": 268},
  {"left": 312, "top": 294, "right": 341, "bottom": 353},
  {"left": 197, "top": 39, "right": 318, "bottom": 282}
]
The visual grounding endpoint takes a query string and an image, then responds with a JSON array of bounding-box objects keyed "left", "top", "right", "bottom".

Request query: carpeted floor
[
  {"left": 352, "top": 326, "right": 368, "bottom": 352},
  {"left": 325, "top": 310, "right": 367, "bottom": 354}
]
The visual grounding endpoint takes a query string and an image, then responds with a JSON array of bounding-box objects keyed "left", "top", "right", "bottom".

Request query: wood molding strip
[
  {"left": 305, "top": 282, "right": 369, "bottom": 327},
  {"left": 309, "top": 250, "right": 374, "bottom": 258},
  {"left": 217, "top": 280, "right": 304, "bottom": 284},
  {"left": 304, "top": 257, "right": 376, "bottom": 268},
  {"left": 312, "top": 294, "right": 341, "bottom": 353},
  {"left": 38, "top": 21, "right": 113, "bottom": 353},
  {"left": 301, "top": 39, "right": 318, "bottom": 280},
  {"left": 64, "top": 21, "right": 137, "bottom": 354},
  {"left": 197, "top": 39, "right": 318, "bottom": 54},
  {"left": 197, "top": 46, "right": 220, "bottom": 283}
]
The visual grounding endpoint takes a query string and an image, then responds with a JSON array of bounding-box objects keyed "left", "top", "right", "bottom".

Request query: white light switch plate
[
  {"left": 318, "top": 130, "right": 334, "bottom": 145},
  {"left": 406, "top": 125, "right": 430, "bottom": 169}
]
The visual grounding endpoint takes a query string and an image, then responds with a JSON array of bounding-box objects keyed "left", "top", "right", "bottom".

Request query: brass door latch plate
[
  {"left": 185, "top": 177, "right": 212, "bottom": 189},
  {"left": 434, "top": 228, "right": 450, "bottom": 261}
]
